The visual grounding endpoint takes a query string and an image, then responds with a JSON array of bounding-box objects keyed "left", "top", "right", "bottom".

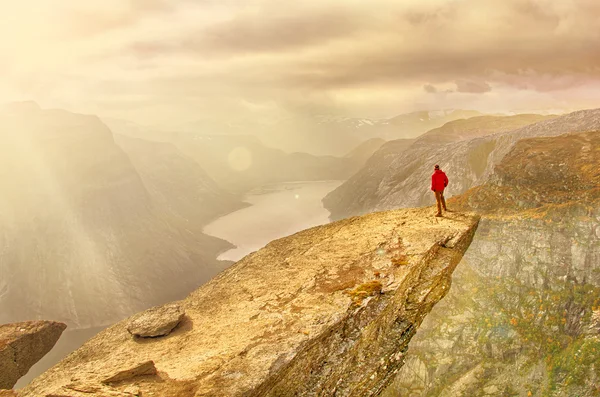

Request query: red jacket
[{"left": 431, "top": 169, "right": 448, "bottom": 191}]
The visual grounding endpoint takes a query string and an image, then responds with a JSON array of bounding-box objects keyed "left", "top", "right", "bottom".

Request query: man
[{"left": 431, "top": 164, "right": 448, "bottom": 217}]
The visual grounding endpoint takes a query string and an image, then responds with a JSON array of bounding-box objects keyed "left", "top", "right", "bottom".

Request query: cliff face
[
  {"left": 21, "top": 208, "right": 479, "bottom": 397},
  {"left": 0, "top": 105, "right": 232, "bottom": 329},
  {"left": 383, "top": 131, "right": 600, "bottom": 396},
  {"left": 323, "top": 111, "right": 600, "bottom": 220},
  {"left": 0, "top": 321, "right": 66, "bottom": 389}
]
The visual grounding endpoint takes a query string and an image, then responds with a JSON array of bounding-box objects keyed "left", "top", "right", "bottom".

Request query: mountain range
[
  {"left": 323, "top": 111, "right": 600, "bottom": 220},
  {"left": 107, "top": 120, "right": 384, "bottom": 193},
  {"left": 170, "top": 109, "right": 483, "bottom": 156},
  {"left": 0, "top": 103, "right": 233, "bottom": 329}
]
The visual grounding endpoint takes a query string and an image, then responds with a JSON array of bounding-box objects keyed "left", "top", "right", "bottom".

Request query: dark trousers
[{"left": 434, "top": 190, "right": 447, "bottom": 214}]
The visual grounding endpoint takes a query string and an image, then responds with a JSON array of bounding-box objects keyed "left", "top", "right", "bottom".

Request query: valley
[{"left": 2, "top": 104, "right": 599, "bottom": 396}]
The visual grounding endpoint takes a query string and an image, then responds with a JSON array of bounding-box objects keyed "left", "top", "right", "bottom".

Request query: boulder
[
  {"left": 126, "top": 303, "right": 185, "bottom": 338},
  {"left": 0, "top": 321, "right": 66, "bottom": 389}
]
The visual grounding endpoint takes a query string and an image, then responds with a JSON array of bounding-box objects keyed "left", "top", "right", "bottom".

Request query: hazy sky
[{"left": 1, "top": 0, "right": 599, "bottom": 126}]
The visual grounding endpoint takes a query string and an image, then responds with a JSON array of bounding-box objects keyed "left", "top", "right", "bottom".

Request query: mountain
[
  {"left": 410, "top": 114, "right": 553, "bottom": 148},
  {"left": 323, "top": 112, "right": 594, "bottom": 220},
  {"left": 107, "top": 119, "right": 375, "bottom": 193},
  {"left": 114, "top": 135, "right": 245, "bottom": 225},
  {"left": 383, "top": 130, "right": 600, "bottom": 396},
  {"left": 257, "top": 110, "right": 485, "bottom": 156},
  {"left": 19, "top": 208, "right": 479, "bottom": 397},
  {"left": 168, "top": 133, "right": 360, "bottom": 193},
  {"left": 344, "top": 137, "right": 387, "bottom": 165},
  {"left": 0, "top": 104, "right": 233, "bottom": 329}
]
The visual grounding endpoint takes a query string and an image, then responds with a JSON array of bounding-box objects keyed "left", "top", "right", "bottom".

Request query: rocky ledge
[
  {"left": 0, "top": 321, "right": 66, "bottom": 389},
  {"left": 20, "top": 208, "right": 479, "bottom": 397}
]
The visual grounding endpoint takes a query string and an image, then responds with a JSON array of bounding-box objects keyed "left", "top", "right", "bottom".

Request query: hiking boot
[{"left": 435, "top": 213, "right": 443, "bottom": 217}]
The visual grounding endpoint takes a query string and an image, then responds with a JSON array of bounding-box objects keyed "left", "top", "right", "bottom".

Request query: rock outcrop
[
  {"left": 126, "top": 303, "right": 185, "bottom": 338},
  {"left": 21, "top": 208, "right": 479, "bottom": 397},
  {"left": 323, "top": 111, "right": 600, "bottom": 220},
  {"left": 0, "top": 321, "right": 66, "bottom": 389},
  {"left": 383, "top": 131, "right": 600, "bottom": 396}
]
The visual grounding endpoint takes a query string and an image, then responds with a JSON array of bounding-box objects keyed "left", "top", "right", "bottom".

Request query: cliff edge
[
  {"left": 21, "top": 208, "right": 479, "bottom": 397},
  {"left": 0, "top": 321, "right": 66, "bottom": 389}
]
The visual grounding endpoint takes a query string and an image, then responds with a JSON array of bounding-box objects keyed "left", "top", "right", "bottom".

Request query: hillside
[
  {"left": 383, "top": 131, "right": 600, "bottom": 396},
  {"left": 344, "top": 137, "right": 387, "bottom": 165},
  {"left": 411, "top": 114, "right": 553, "bottom": 148},
  {"left": 20, "top": 209, "right": 479, "bottom": 397},
  {"left": 0, "top": 104, "right": 232, "bottom": 329},
  {"left": 323, "top": 111, "right": 600, "bottom": 220}
]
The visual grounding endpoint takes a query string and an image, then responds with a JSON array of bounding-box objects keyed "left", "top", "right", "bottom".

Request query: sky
[{"left": 1, "top": 0, "right": 600, "bottom": 126}]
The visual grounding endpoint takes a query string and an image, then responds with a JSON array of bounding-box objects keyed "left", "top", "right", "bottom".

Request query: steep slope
[
  {"left": 344, "top": 137, "right": 387, "bottom": 165},
  {"left": 21, "top": 209, "right": 479, "bottom": 397},
  {"left": 384, "top": 131, "right": 600, "bottom": 396},
  {"left": 324, "top": 111, "right": 600, "bottom": 220},
  {"left": 411, "top": 114, "right": 552, "bottom": 148},
  {"left": 0, "top": 321, "right": 66, "bottom": 389},
  {"left": 114, "top": 135, "right": 245, "bottom": 224},
  {"left": 0, "top": 104, "right": 230, "bottom": 329},
  {"left": 384, "top": 110, "right": 485, "bottom": 140}
]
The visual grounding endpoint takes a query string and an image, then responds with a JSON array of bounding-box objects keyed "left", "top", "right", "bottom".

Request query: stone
[
  {"left": 126, "top": 304, "right": 185, "bottom": 338},
  {"left": 102, "top": 361, "right": 157, "bottom": 384},
  {"left": 0, "top": 321, "right": 66, "bottom": 389},
  {"left": 20, "top": 208, "right": 479, "bottom": 397}
]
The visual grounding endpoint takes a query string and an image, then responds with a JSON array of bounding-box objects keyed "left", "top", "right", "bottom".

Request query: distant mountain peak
[{"left": 1, "top": 101, "right": 41, "bottom": 113}]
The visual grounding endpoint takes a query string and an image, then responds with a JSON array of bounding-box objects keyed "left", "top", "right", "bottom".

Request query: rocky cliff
[
  {"left": 323, "top": 112, "right": 600, "bottom": 220},
  {"left": 20, "top": 208, "right": 479, "bottom": 397},
  {"left": 0, "top": 321, "right": 66, "bottom": 389},
  {"left": 0, "top": 104, "right": 233, "bottom": 329},
  {"left": 383, "top": 131, "right": 600, "bottom": 396}
]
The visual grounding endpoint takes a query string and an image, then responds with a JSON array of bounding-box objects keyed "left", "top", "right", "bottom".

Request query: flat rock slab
[
  {"left": 127, "top": 303, "right": 185, "bottom": 338},
  {"left": 0, "top": 321, "right": 66, "bottom": 389},
  {"left": 21, "top": 208, "right": 479, "bottom": 397}
]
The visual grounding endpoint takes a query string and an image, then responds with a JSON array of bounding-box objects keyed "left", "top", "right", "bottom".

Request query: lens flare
[{"left": 227, "top": 147, "right": 252, "bottom": 171}]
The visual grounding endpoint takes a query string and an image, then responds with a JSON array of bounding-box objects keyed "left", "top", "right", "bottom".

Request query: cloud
[
  {"left": 424, "top": 84, "right": 438, "bottom": 94},
  {"left": 455, "top": 80, "right": 492, "bottom": 94},
  {"left": 1, "top": 0, "right": 600, "bottom": 125}
]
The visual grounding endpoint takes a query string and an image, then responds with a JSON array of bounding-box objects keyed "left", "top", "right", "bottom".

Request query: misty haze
[{"left": 1, "top": 1, "right": 599, "bottom": 396}]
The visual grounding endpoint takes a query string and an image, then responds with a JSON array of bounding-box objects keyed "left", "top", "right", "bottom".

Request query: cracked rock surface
[
  {"left": 20, "top": 208, "right": 479, "bottom": 397},
  {"left": 0, "top": 321, "right": 66, "bottom": 389}
]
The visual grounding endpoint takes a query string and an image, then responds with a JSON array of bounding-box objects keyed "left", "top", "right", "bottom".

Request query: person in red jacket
[{"left": 431, "top": 164, "right": 448, "bottom": 217}]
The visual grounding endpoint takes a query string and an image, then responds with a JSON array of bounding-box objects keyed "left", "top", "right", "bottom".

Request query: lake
[{"left": 204, "top": 180, "right": 343, "bottom": 261}]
